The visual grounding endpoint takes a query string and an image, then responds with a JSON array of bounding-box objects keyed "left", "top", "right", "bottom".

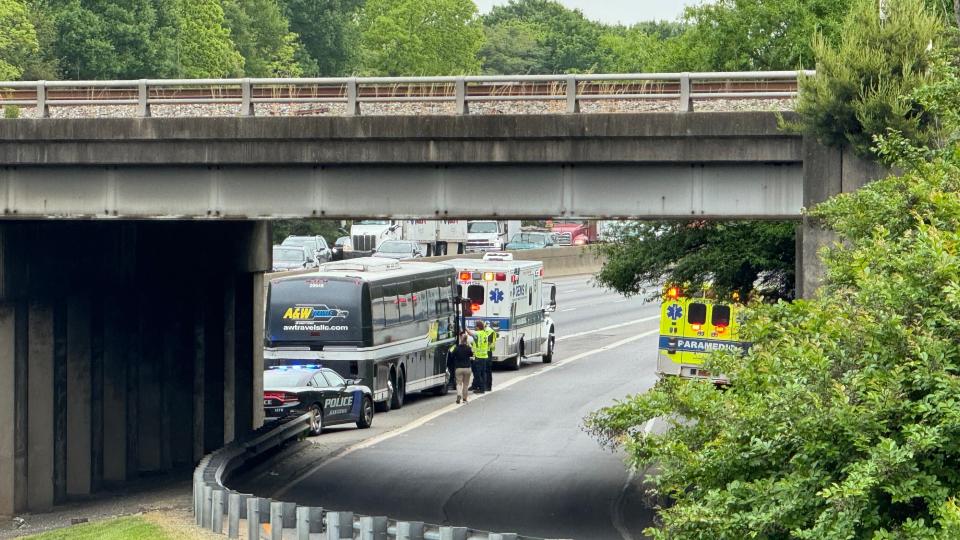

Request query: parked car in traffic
[
  {"left": 505, "top": 232, "right": 556, "bottom": 250},
  {"left": 272, "top": 245, "right": 315, "bottom": 272},
  {"left": 281, "top": 235, "right": 332, "bottom": 264},
  {"left": 263, "top": 366, "right": 374, "bottom": 436},
  {"left": 372, "top": 240, "right": 424, "bottom": 260}
]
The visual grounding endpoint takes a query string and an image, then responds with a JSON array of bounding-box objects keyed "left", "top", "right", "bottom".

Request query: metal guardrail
[
  {"left": 1, "top": 71, "right": 813, "bottom": 117},
  {"left": 194, "top": 413, "right": 548, "bottom": 540}
]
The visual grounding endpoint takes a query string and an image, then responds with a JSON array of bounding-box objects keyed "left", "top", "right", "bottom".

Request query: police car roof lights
[{"left": 483, "top": 252, "right": 514, "bottom": 261}]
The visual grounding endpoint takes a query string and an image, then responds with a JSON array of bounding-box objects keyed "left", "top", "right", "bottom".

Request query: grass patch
[{"left": 24, "top": 516, "right": 173, "bottom": 540}]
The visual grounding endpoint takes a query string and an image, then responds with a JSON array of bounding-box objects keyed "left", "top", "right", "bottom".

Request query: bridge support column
[
  {"left": 798, "top": 141, "right": 887, "bottom": 298},
  {"left": 0, "top": 220, "right": 269, "bottom": 517}
]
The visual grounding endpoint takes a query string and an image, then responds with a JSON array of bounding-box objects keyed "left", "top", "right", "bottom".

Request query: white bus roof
[
  {"left": 272, "top": 257, "right": 453, "bottom": 284},
  {"left": 437, "top": 258, "right": 543, "bottom": 271}
]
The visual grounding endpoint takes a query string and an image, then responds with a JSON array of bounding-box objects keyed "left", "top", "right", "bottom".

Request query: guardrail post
[
  {"left": 455, "top": 78, "right": 468, "bottom": 115},
  {"left": 360, "top": 516, "right": 388, "bottom": 540},
  {"left": 296, "top": 506, "right": 323, "bottom": 540},
  {"left": 248, "top": 497, "right": 271, "bottom": 540},
  {"left": 346, "top": 78, "right": 360, "bottom": 116},
  {"left": 565, "top": 75, "right": 579, "bottom": 113},
  {"left": 194, "top": 479, "right": 203, "bottom": 525},
  {"left": 201, "top": 484, "right": 214, "bottom": 529},
  {"left": 228, "top": 493, "right": 247, "bottom": 538},
  {"left": 396, "top": 522, "right": 425, "bottom": 540},
  {"left": 211, "top": 489, "right": 226, "bottom": 533},
  {"left": 270, "top": 502, "right": 285, "bottom": 540},
  {"left": 439, "top": 526, "right": 467, "bottom": 540},
  {"left": 36, "top": 81, "right": 48, "bottom": 118},
  {"left": 679, "top": 72, "right": 693, "bottom": 112},
  {"left": 328, "top": 511, "right": 355, "bottom": 539},
  {"left": 241, "top": 78, "right": 254, "bottom": 116},
  {"left": 137, "top": 79, "right": 151, "bottom": 117}
]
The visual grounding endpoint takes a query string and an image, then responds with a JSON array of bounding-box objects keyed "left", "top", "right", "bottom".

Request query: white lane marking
[
  {"left": 557, "top": 315, "right": 660, "bottom": 342},
  {"left": 560, "top": 308, "right": 577, "bottom": 312},
  {"left": 274, "top": 328, "right": 660, "bottom": 498}
]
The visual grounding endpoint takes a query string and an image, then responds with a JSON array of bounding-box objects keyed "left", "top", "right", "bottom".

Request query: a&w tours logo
[{"left": 282, "top": 304, "right": 350, "bottom": 332}]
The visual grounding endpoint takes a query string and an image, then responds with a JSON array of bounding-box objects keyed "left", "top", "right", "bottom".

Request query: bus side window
[
  {"left": 688, "top": 303, "right": 707, "bottom": 325},
  {"left": 398, "top": 281, "right": 414, "bottom": 323},
  {"left": 370, "top": 286, "right": 386, "bottom": 328},
  {"left": 383, "top": 285, "right": 400, "bottom": 326},
  {"left": 712, "top": 305, "right": 731, "bottom": 327}
]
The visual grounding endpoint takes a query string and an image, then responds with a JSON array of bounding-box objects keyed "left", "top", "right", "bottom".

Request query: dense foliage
[
  {"left": 0, "top": 0, "right": 37, "bottom": 80},
  {"left": 586, "top": 3, "right": 960, "bottom": 537},
  {"left": 792, "top": 0, "right": 949, "bottom": 157},
  {"left": 595, "top": 221, "right": 797, "bottom": 301}
]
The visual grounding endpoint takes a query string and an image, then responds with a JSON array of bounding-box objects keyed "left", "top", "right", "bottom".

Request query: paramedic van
[
  {"left": 438, "top": 253, "right": 557, "bottom": 370},
  {"left": 657, "top": 285, "right": 751, "bottom": 384}
]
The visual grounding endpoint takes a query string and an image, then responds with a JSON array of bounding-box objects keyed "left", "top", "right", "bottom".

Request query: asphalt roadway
[{"left": 233, "top": 275, "right": 662, "bottom": 539}]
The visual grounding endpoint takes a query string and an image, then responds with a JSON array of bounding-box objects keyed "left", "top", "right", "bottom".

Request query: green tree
[
  {"left": 278, "top": 0, "right": 360, "bottom": 76},
  {"left": 482, "top": 0, "right": 603, "bottom": 74},
  {"left": 159, "top": 0, "right": 244, "bottom": 78},
  {"left": 793, "top": 0, "right": 948, "bottom": 157},
  {"left": 272, "top": 220, "right": 346, "bottom": 245},
  {"left": 657, "top": 0, "right": 849, "bottom": 71},
  {"left": 51, "top": 0, "right": 160, "bottom": 79},
  {"left": 222, "top": 0, "right": 306, "bottom": 77},
  {"left": 595, "top": 221, "right": 797, "bottom": 301},
  {"left": 0, "top": 0, "right": 38, "bottom": 80},
  {"left": 18, "top": 0, "right": 58, "bottom": 79},
  {"left": 479, "top": 20, "right": 546, "bottom": 74},
  {"left": 358, "top": 0, "right": 482, "bottom": 76},
  {"left": 595, "top": 25, "right": 663, "bottom": 73}
]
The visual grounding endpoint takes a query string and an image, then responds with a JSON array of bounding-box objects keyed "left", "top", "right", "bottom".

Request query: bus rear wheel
[{"left": 390, "top": 371, "right": 405, "bottom": 409}]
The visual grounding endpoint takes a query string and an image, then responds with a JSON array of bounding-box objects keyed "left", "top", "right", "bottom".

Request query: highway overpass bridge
[{"left": 0, "top": 73, "right": 886, "bottom": 516}]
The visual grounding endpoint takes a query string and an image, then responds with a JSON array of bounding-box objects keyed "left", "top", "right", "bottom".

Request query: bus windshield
[{"left": 267, "top": 278, "right": 365, "bottom": 344}]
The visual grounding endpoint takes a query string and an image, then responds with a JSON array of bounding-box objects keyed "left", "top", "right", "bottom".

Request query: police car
[{"left": 263, "top": 366, "right": 374, "bottom": 436}]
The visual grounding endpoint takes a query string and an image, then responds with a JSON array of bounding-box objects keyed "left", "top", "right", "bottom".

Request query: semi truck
[
  {"left": 466, "top": 220, "right": 521, "bottom": 252},
  {"left": 402, "top": 220, "right": 469, "bottom": 256}
]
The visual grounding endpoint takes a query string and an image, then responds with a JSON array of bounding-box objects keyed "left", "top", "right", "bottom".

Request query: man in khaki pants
[{"left": 449, "top": 333, "right": 474, "bottom": 404}]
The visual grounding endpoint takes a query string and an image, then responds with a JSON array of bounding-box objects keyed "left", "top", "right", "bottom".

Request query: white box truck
[
  {"left": 402, "top": 220, "right": 469, "bottom": 256},
  {"left": 466, "top": 220, "right": 521, "bottom": 252}
]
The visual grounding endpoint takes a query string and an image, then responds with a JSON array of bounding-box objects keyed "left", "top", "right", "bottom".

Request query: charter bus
[
  {"left": 264, "top": 257, "right": 458, "bottom": 411},
  {"left": 438, "top": 253, "right": 557, "bottom": 371}
]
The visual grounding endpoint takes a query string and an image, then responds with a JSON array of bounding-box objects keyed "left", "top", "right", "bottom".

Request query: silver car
[{"left": 372, "top": 240, "right": 424, "bottom": 260}]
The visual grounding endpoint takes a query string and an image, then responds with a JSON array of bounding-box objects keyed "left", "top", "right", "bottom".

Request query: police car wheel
[
  {"left": 308, "top": 404, "right": 324, "bottom": 436},
  {"left": 375, "top": 381, "right": 393, "bottom": 413},
  {"left": 356, "top": 397, "right": 373, "bottom": 429}
]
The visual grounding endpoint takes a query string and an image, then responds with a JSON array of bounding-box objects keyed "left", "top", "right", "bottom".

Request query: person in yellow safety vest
[{"left": 467, "top": 321, "right": 496, "bottom": 394}]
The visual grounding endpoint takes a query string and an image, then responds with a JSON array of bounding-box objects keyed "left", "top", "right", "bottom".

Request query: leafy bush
[
  {"left": 792, "top": 0, "right": 948, "bottom": 157},
  {"left": 586, "top": 156, "right": 960, "bottom": 539}
]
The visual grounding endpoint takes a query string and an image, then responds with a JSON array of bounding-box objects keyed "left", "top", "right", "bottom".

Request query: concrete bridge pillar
[
  {"left": 0, "top": 221, "right": 269, "bottom": 516},
  {"left": 798, "top": 141, "right": 888, "bottom": 298}
]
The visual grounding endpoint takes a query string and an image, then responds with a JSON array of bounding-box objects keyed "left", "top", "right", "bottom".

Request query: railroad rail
[{"left": 0, "top": 71, "right": 812, "bottom": 117}]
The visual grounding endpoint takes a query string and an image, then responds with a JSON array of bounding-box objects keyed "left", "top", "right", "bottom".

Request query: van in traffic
[{"left": 438, "top": 253, "right": 556, "bottom": 370}]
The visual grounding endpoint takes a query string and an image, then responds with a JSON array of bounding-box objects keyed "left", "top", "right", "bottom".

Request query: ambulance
[
  {"left": 438, "top": 253, "right": 557, "bottom": 370},
  {"left": 657, "top": 285, "right": 751, "bottom": 384}
]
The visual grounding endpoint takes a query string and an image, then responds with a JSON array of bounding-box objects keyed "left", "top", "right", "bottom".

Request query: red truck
[{"left": 548, "top": 220, "right": 598, "bottom": 246}]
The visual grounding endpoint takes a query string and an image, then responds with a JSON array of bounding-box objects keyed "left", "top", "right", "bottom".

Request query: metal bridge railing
[
  {"left": 194, "top": 413, "right": 547, "bottom": 540},
  {"left": 0, "top": 71, "right": 814, "bottom": 118}
]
